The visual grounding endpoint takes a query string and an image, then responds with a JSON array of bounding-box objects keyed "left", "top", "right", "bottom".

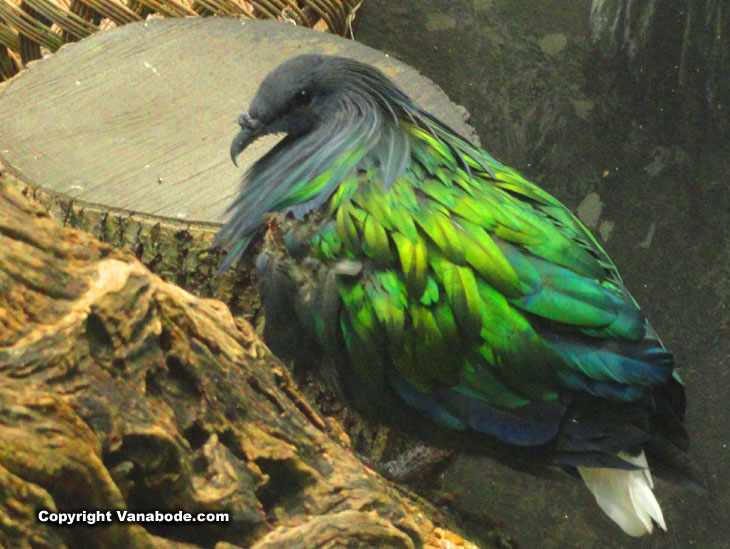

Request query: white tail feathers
[{"left": 578, "top": 450, "right": 666, "bottom": 536}]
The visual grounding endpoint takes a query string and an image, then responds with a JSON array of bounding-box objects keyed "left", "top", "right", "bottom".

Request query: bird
[{"left": 214, "top": 53, "right": 698, "bottom": 536}]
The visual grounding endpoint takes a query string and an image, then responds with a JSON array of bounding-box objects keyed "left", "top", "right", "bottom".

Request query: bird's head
[
  {"left": 230, "top": 54, "right": 410, "bottom": 165},
  {"left": 216, "top": 54, "right": 486, "bottom": 273}
]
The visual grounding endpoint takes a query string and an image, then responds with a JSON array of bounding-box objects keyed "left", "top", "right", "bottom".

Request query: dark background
[{"left": 354, "top": 1, "right": 730, "bottom": 547}]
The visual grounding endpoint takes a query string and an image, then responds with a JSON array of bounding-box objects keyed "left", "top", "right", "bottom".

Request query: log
[{"left": 0, "top": 167, "right": 479, "bottom": 548}]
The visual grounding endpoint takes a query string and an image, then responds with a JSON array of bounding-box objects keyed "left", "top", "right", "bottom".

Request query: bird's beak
[{"left": 230, "top": 113, "right": 264, "bottom": 167}]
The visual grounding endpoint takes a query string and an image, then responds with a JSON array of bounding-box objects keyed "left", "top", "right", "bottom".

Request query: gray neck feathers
[{"left": 214, "top": 91, "right": 412, "bottom": 267}]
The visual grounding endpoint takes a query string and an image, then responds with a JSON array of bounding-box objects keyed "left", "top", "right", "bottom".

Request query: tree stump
[{"left": 0, "top": 17, "right": 478, "bottom": 317}]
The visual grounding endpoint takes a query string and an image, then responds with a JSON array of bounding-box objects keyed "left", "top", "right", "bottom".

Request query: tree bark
[
  {"left": 0, "top": 167, "right": 478, "bottom": 549},
  {"left": 3, "top": 171, "right": 261, "bottom": 319}
]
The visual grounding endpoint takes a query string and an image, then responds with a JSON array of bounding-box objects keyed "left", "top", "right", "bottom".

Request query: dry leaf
[{"left": 313, "top": 18, "right": 329, "bottom": 32}]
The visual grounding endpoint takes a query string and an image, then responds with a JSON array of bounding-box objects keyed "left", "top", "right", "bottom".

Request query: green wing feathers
[{"left": 317, "top": 122, "right": 670, "bottom": 433}]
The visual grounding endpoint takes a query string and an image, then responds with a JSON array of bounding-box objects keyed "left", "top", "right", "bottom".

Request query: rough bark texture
[
  {"left": 2, "top": 170, "right": 260, "bottom": 319},
  {"left": 0, "top": 168, "right": 480, "bottom": 549}
]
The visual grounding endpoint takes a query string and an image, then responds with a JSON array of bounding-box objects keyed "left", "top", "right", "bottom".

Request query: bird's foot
[{"left": 366, "top": 443, "right": 455, "bottom": 485}]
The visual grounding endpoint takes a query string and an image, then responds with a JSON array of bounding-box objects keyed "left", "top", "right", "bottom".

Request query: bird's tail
[{"left": 577, "top": 450, "right": 666, "bottom": 536}]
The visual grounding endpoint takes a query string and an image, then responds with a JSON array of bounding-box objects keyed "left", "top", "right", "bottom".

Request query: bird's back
[{"left": 258, "top": 120, "right": 689, "bottom": 473}]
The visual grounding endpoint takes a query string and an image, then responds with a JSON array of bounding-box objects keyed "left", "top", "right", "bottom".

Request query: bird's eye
[{"left": 293, "top": 89, "right": 313, "bottom": 107}]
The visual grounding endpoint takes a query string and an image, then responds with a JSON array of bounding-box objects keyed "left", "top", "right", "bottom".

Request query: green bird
[{"left": 215, "top": 54, "right": 698, "bottom": 536}]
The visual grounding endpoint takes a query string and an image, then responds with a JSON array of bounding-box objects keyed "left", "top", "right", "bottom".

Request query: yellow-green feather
[{"left": 308, "top": 116, "right": 658, "bottom": 435}]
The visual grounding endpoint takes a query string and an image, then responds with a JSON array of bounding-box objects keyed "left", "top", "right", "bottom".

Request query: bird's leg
[{"left": 366, "top": 443, "right": 456, "bottom": 485}]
